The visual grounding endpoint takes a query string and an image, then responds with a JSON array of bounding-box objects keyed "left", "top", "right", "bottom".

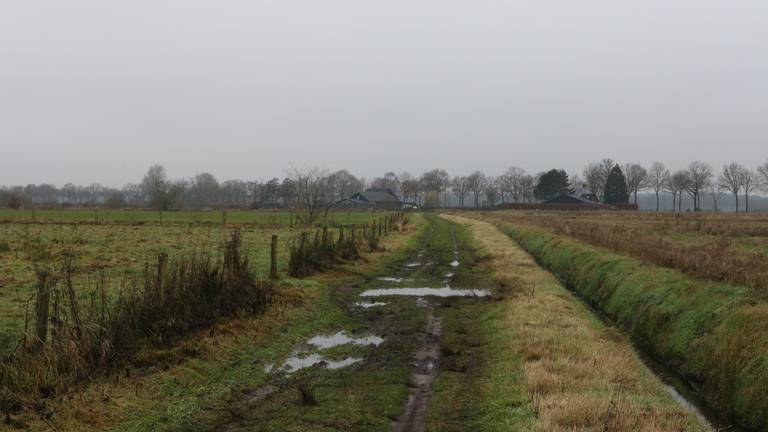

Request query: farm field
[
  {"left": 0, "top": 210, "right": 391, "bottom": 350},
  {"left": 0, "top": 208, "right": 381, "bottom": 226},
  {"left": 462, "top": 209, "right": 768, "bottom": 431},
  {"left": 13, "top": 213, "right": 711, "bottom": 432},
  {"left": 477, "top": 210, "right": 768, "bottom": 294},
  {"left": 4, "top": 208, "right": 765, "bottom": 431}
]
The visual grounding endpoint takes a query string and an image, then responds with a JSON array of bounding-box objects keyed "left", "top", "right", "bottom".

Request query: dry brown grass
[
  {"left": 471, "top": 210, "right": 768, "bottom": 294},
  {"left": 443, "top": 214, "right": 707, "bottom": 432}
]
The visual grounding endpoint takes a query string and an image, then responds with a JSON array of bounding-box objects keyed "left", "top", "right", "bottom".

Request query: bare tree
[
  {"left": 420, "top": 169, "right": 450, "bottom": 207},
  {"left": 583, "top": 158, "right": 614, "bottom": 201},
  {"left": 451, "top": 176, "right": 470, "bottom": 208},
  {"left": 709, "top": 182, "right": 725, "bottom": 212},
  {"left": 502, "top": 167, "right": 526, "bottom": 203},
  {"left": 141, "top": 165, "right": 180, "bottom": 211},
  {"left": 668, "top": 170, "right": 690, "bottom": 212},
  {"left": 741, "top": 168, "right": 757, "bottom": 213},
  {"left": 400, "top": 172, "right": 420, "bottom": 205},
  {"left": 719, "top": 163, "right": 744, "bottom": 212},
  {"left": 287, "top": 166, "right": 330, "bottom": 224},
  {"left": 485, "top": 177, "right": 500, "bottom": 207},
  {"left": 465, "top": 171, "right": 487, "bottom": 208},
  {"left": 685, "top": 161, "right": 713, "bottom": 211},
  {"left": 648, "top": 162, "right": 670, "bottom": 211},
  {"left": 371, "top": 172, "right": 401, "bottom": 196},
  {"left": 623, "top": 163, "right": 649, "bottom": 205},
  {"left": 190, "top": 172, "right": 222, "bottom": 209},
  {"left": 520, "top": 174, "right": 536, "bottom": 203},
  {"left": 758, "top": 160, "right": 768, "bottom": 192},
  {"left": 328, "top": 170, "right": 363, "bottom": 202}
]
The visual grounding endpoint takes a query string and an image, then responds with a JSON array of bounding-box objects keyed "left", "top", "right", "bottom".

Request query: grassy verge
[
  {"left": 16, "top": 215, "right": 423, "bottom": 431},
  {"left": 480, "top": 217, "right": 767, "bottom": 430},
  {"left": 440, "top": 214, "right": 706, "bottom": 432}
]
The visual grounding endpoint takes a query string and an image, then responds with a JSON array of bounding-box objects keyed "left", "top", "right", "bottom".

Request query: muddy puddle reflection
[
  {"left": 360, "top": 287, "right": 489, "bottom": 298},
  {"left": 272, "top": 331, "right": 385, "bottom": 374}
]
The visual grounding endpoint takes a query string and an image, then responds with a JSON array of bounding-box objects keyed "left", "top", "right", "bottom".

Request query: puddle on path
[
  {"left": 282, "top": 354, "right": 363, "bottom": 373},
  {"left": 308, "top": 331, "right": 384, "bottom": 349},
  {"left": 360, "top": 287, "right": 490, "bottom": 298},
  {"left": 449, "top": 260, "right": 460, "bottom": 267},
  {"left": 377, "top": 277, "right": 403, "bottom": 283},
  {"left": 271, "top": 331, "right": 385, "bottom": 374},
  {"left": 405, "top": 262, "right": 422, "bottom": 268},
  {"left": 354, "top": 301, "right": 388, "bottom": 309}
]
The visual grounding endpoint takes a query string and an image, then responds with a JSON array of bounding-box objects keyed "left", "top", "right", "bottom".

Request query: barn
[{"left": 337, "top": 188, "right": 402, "bottom": 210}]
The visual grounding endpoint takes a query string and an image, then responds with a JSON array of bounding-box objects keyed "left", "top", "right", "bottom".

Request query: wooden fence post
[
  {"left": 270, "top": 235, "right": 278, "bottom": 280},
  {"left": 35, "top": 268, "right": 51, "bottom": 345}
]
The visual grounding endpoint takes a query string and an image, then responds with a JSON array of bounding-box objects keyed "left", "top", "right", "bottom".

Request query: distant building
[
  {"left": 334, "top": 188, "right": 402, "bottom": 210},
  {"left": 333, "top": 197, "right": 375, "bottom": 210},
  {"left": 544, "top": 186, "right": 601, "bottom": 206}
]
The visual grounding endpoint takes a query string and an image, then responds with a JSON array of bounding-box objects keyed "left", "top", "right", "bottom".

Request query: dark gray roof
[
  {"left": 354, "top": 189, "right": 400, "bottom": 203},
  {"left": 545, "top": 194, "right": 602, "bottom": 205}
]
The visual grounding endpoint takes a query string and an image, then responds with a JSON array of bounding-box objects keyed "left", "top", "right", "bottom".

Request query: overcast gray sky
[{"left": 2, "top": 1, "right": 767, "bottom": 186}]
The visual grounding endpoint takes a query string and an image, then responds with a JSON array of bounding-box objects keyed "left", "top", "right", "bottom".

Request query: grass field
[
  {"left": 463, "top": 209, "right": 768, "bottom": 430},
  {"left": 0, "top": 208, "right": 384, "bottom": 226},
  {"left": 479, "top": 210, "right": 768, "bottom": 294},
  {"left": 0, "top": 210, "right": 391, "bottom": 351}
]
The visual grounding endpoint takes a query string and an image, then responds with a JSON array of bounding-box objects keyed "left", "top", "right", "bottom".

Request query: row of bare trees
[
  {"left": 4, "top": 160, "right": 768, "bottom": 213},
  {"left": 581, "top": 159, "right": 768, "bottom": 212}
]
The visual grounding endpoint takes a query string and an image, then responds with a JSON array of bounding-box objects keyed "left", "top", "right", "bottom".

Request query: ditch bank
[{"left": 494, "top": 221, "right": 768, "bottom": 431}]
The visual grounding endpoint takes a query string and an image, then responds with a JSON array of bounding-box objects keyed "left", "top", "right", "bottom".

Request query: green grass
[
  {"left": 109, "top": 218, "right": 428, "bottom": 432},
  {"left": 0, "top": 209, "right": 391, "bottom": 226},
  {"left": 495, "top": 221, "right": 768, "bottom": 430},
  {"left": 420, "top": 215, "right": 535, "bottom": 431},
  {"left": 0, "top": 210, "right": 394, "bottom": 353}
]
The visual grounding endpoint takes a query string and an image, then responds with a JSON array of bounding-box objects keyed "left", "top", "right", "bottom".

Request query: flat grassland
[
  {"left": 467, "top": 209, "right": 768, "bottom": 430},
  {"left": 0, "top": 209, "right": 389, "bottom": 350},
  {"left": 484, "top": 210, "right": 768, "bottom": 293}
]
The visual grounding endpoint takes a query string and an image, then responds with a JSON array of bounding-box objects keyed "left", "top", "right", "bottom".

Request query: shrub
[
  {"left": 289, "top": 226, "right": 360, "bottom": 278},
  {"left": 0, "top": 230, "right": 274, "bottom": 420}
]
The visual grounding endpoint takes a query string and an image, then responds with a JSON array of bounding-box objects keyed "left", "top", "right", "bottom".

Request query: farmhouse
[
  {"left": 333, "top": 197, "right": 375, "bottom": 210},
  {"left": 338, "top": 188, "right": 402, "bottom": 210},
  {"left": 544, "top": 186, "right": 602, "bottom": 206}
]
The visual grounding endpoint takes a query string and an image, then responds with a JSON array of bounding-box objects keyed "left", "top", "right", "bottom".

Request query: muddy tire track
[{"left": 393, "top": 309, "right": 442, "bottom": 432}]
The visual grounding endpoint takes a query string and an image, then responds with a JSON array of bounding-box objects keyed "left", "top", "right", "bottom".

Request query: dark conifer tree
[
  {"left": 603, "top": 165, "right": 629, "bottom": 204},
  {"left": 533, "top": 169, "right": 570, "bottom": 201}
]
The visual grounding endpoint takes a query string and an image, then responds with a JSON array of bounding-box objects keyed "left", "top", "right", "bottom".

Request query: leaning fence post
[
  {"left": 270, "top": 235, "right": 278, "bottom": 279},
  {"left": 35, "top": 267, "right": 51, "bottom": 346}
]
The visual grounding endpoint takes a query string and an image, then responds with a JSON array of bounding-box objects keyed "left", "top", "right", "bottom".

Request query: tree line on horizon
[{"left": 2, "top": 159, "right": 768, "bottom": 213}]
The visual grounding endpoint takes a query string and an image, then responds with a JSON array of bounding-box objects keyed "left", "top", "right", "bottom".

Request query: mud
[
  {"left": 281, "top": 354, "right": 363, "bottom": 373},
  {"left": 393, "top": 311, "right": 442, "bottom": 432}
]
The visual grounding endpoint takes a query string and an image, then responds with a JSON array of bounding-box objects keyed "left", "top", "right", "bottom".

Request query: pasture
[
  {"left": 464, "top": 209, "right": 768, "bottom": 430},
  {"left": 0, "top": 209, "right": 390, "bottom": 350}
]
